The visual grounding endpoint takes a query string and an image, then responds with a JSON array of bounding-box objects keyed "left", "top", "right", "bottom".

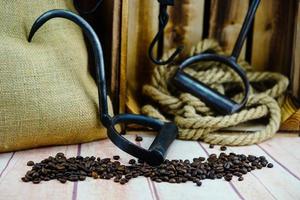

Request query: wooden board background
[{"left": 77, "top": 1, "right": 299, "bottom": 130}]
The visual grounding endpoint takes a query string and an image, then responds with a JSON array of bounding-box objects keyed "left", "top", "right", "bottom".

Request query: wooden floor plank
[
  {"left": 259, "top": 135, "right": 300, "bottom": 178},
  {"left": 0, "top": 145, "right": 78, "bottom": 200},
  {"left": 0, "top": 152, "right": 14, "bottom": 177},
  {"left": 202, "top": 142, "right": 300, "bottom": 200},
  {"left": 139, "top": 135, "right": 241, "bottom": 200},
  {"left": 76, "top": 135, "right": 154, "bottom": 200}
]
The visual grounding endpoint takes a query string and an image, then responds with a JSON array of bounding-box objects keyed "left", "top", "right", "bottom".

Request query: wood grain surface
[
  {"left": 209, "top": 0, "right": 249, "bottom": 59},
  {"left": 164, "top": 0, "right": 205, "bottom": 59},
  {"left": 251, "top": 0, "right": 297, "bottom": 74},
  {"left": 0, "top": 133, "right": 299, "bottom": 200},
  {"left": 291, "top": 1, "right": 300, "bottom": 99}
]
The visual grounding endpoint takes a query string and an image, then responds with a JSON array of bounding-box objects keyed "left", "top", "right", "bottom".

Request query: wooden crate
[{"left": 81, "top": 0, "right": 300, "bottom": 131}]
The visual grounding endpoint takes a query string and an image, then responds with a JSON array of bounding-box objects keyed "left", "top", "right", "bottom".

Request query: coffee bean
[
  {"left": 267, "top": 163, "right": 273, "bottom": 168},
  {"left": 224, "top": 175, "right": 232, "bottom": 182},
  {"left": 238, "top": 177, "right": 244, "bottom": 181},
  {"left": 196, "top": 180, "right": 202, "bottom": 186},
  {"left": 113, "top": 177, "right": 120, "bottom": 182},
  {"left": 68, "top": 175, "right": 79, "bottom": 182},
  {"left": 113, "top": 155, "right": 120, "bottom": 160},
  {"left": 220, "top": 146, "right": 227, "bottom": 151},
  {"left": 129, "top": 159, "right": 136, "bottom": 165},
  {"left": 120, "top": 178, "right": 127, "bottom": 185},
  {"left": 56, "top": 152, "right": 65, "bottom": 158},
  {"left": 32, "top": 178, "right": 41, "bottom": 184},
  {"left": 92, "top": 171, "right": 98, "bottom": 179},
  {"left": 155, "top": 178, "right": 162, "bottom": 183},
  {"left": 59, "top": 178, "right": 67, "bottom": 183},
  {"left": 79, "top": 176, "right": 86, "bottom": 181},
  {"left": 169, "top": 178, "right": 176, "bottom": 183},
  {"left": 135, "top": 136, "right": 143, "bottom": 142},
  {"left": 209, "top": 144, "right": 214, "bottom": 149},
  {"left": 27, "top": 161, "right": 34, "bottom": 166},
  {"left": 21, "top": 177, "right": 29, "bottom": 182}
]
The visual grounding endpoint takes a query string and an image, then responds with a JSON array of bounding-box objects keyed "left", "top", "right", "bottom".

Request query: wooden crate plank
[
  {"left": 164, "top": 0, "right": 205, "bottom": 58},
  {"left": 138, "top": 135, "right": 241, "bottom": 200},
  {"left": 110, "top": 0, "right": 122, "bottom": 113},
  {"left": 200, "top": 141, "right": 300, "bottom": 200},
  {"left": 119, "top": 0, "right": 129, "bottom": 114},
  {"left": 291, "top": 1, "right": 300, "bottom": 98},
  {"left": 209, "top": 0, "right": 249, "bottom": 59},
  {"left": 125, "top": 0, "right": 159, "bottom": 114},
  {"left": 251, "top": 0, "right": 297, "bottom": 74},
  {"left": 0, "top": 145, "right": 78, "bottom": 200},
  {"left": 76, "top": 136, "right": 154, "bottom": 200}
]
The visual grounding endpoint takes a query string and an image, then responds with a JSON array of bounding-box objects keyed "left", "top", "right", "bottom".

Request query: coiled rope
[{"left": 142, "top": 39, "right": 289, "bottom": 146}]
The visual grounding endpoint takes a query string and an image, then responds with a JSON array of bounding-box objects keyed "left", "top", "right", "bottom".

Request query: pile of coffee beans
[{"left": 22, "top": 151, "right": 274, "bottom": 186}]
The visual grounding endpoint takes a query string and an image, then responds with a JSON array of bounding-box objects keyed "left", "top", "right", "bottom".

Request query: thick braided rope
[{"left": 141, "top": 39, "right": 289, "bottom": 146}]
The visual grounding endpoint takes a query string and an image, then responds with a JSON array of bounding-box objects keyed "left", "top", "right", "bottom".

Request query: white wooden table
[{"left": 0, "top": 133, "right": 299, "bottom": 200}]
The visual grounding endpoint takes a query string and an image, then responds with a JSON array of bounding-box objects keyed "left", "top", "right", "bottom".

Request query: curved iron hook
[
  {"left": 28, "top": 9, "right": 111, "bottom": 126},
  {"left": 28, "top": 10, "right": 178, "bottom": 165},
  {"left": 148, "top": 1, "right": 183, "bottom": 65}
]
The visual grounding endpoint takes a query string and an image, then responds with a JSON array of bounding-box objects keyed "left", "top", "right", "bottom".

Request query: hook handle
[
  {"left": 172, "top": 54, "right": 250, "bottom": 114},
  {"left": 148, "top": 122, "right": 177, "bottom": 163},
  {"left": 108, "top": 114, "right": 178, "bottom": 166},
  {"left": 231, "top": 0, "right": 260, "bottom": 60},
  {"left": 28, "top": 10, "right": 111, "bottom": 126},
  {"left": 148, "top": 0, "right": 183, "bottom": 65}
]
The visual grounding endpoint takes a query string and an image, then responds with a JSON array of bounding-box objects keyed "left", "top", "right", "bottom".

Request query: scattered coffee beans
[
  {"left": 113, "top": 155, "right": 120, "bottom": 160},
  {"left": 27, "top": 161, "right": 34, "bottom": 166},
  {"left": 22, "top": 152, "right": 273, "bottom": 186},
  {"left": 220, "top": 146, "right": 227, "bottom": 151},
  {"left": 135, "top": 136, "right": 143, "bottom": 142},
  {"left": 267, "top": 163, "right": 273, "bottom": 168}
]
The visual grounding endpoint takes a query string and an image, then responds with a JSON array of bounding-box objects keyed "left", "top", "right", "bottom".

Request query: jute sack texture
[
  {"left": 142, "top": 39, "right": 289, "bottom": 146},
  {"left": 0, "top": 0, "right": 112, "bottom": 152}
]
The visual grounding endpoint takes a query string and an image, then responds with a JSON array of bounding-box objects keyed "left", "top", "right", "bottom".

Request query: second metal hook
[{"left": 148, "top": 0, "right": 183, "bottom": 65}]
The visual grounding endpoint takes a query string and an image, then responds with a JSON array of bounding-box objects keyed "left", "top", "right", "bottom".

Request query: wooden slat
[
  {"left": 280, "top": 109, "right": 300, "bottom": 132},
  {"left": 164, "top": 0, "right": 205, "bottom": 58},
  {"left": 125, "top": 0, "right": 159, "bottom": 114},
  {"left": 119, "top": 0, "right": 129, "bottom": 114},
  {"left": 291, "top": 1, "right": 300, "bottom": 98},
  {"left": 251, "top": 0, "right": 297, "bottom": 74},
  {"left": 76, "top": 135, "right": 154, "bottom": 200},
  {"left": 208, "top": 0, "right": 249, "bottom": 59},
  {"left": 110, "top": 0, "right": 122, "bottom": 113},
  {"left": 0, "top": 145, "right": 78, "bottom": 200}
]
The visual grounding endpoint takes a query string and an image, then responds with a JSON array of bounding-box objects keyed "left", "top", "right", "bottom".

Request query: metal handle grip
[
  {"left": 149, "top": 122, "right": 178, "bottom": 162},
  {"left": 172, "top": 54, "right": 250, "bottom": 114}
]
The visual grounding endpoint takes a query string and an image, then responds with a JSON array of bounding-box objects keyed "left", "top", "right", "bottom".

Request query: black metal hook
[
  {"left": 172, "top": 0, "right": 260, "bottom": 115},
  {"left": 148, "top": 0, "right": 183, "bottom": 65},
  {"left": 28, "top": 10, "right": 178, "bottom": 166}
]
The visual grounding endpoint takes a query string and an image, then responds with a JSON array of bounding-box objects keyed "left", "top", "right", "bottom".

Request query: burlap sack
[{"left": 0, "top": 0, "right": 113, "bottom": 152}]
